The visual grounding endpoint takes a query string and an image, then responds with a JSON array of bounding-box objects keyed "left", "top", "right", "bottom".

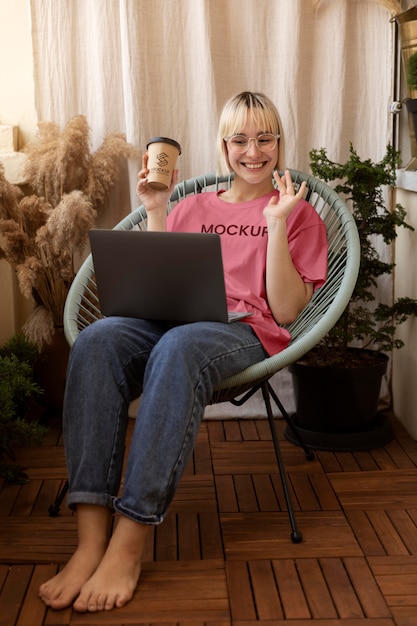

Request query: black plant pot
[{"left": 285, "top": 350, "right": 393, "bottom": 452}]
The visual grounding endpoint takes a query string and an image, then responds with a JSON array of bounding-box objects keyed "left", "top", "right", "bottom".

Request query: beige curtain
[
  {"left": 30, "top": 0, "right": 395, "bottom": 189},
  {"left": 29, "top": 0, "right": 397, "bottom": 415}
]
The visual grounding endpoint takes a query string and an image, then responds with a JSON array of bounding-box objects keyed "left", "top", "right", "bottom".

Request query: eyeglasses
[{"left": 224, "top": 133, "right": 280, "bottom": 153}]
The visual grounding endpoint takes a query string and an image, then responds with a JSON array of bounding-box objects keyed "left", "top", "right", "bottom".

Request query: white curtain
[
  {"left": 29, "top": 0, "right": 397, "bottom": 415},
  {"left": 30, "top": 0, "right": 395, "bottom": 186}
]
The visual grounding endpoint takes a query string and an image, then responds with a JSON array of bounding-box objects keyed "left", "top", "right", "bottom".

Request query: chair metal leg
[
  {"left": 228, "top": 381, "right": 315, "bottom": 461},
  {"left": 48, "top": 479, "right": 69, "bottom": 517},
  {"left": 267, "top": 382, "right": 315, "bottom": 461},
  {"left": 260, "top": 382, "right": 303, "bottom": 543}
]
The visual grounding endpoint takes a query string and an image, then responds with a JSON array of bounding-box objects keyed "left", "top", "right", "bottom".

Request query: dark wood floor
[{"left": 1, "top": 411, "right": 417, "bottom": 625}]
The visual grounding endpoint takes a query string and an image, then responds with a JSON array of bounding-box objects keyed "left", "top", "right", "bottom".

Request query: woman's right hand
[{"left": 136, "top": 153, "right": 179, "bottom": 214}]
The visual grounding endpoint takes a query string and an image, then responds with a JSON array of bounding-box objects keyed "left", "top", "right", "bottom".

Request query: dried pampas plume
[
  {"left": 0, "top": 117, "right": 140, "bottom": 349},
  {"left": 84, "top": 133, "right": 139, "bottom": 208},
  {"left": 22, "top": 306, "right": 55, "bottom": 349},
  {"left": 23, "top": 115, "right": 139, "bottom": 209}
]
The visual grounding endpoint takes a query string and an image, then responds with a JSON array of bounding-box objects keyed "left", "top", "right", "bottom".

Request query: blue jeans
[{"left": 63, "top": 316, "right": 267, "bottom": 524}]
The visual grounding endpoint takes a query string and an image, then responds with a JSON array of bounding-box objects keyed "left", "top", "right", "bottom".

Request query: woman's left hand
[{"left": 263, "top": 170, "right": 307, "bottom": 222}]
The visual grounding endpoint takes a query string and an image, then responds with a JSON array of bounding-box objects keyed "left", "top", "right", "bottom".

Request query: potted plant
[
  {"left": 0, "top": 116, "right": 139, "bottom": 408},
  {"left": 0, "top": 333, "right": 46, "bottom": 483},
  {"left": 404, "top": 50, "right": 417, "bottom": 143},
  {"left": 0, "top": 115, "right": 139, "bottom": 349},
  {"left": 286, "top": 144, "right": 417, "bottom": 451}
]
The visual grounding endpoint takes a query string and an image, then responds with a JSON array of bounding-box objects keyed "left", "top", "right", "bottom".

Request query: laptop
[{"left": 88, "top": 229, "right": 252, "bottom": 324}]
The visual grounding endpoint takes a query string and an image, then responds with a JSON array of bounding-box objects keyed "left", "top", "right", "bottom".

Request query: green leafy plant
[
  {"left": 0, "top": 334, "right": 46, "bottom": 483},
  {"left": 307, "top": 143, "right": 417, "bottom": 367},
  {"left": 407, "top": 51, "right": 417, "bottom": 91},
  {"left": 0, "top": 332, "right": 41, "bottom": 365}
]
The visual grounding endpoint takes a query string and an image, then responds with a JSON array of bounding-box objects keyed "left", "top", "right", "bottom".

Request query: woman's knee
[{"left": 70, "top": 318, "right": 126, "bottom": 366}]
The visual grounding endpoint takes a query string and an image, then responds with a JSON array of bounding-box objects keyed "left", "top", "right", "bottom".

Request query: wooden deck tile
[
  {"left": 0, "top": 518, "right": 77, "bottom": 564},
  {"left": 232, "top": 618, "right": 394, "bottom": 626},
  {"left": 343, "top": 557, "right": 392, "bottom": 618},
  {"left": 16, "top": 564, "right": 57, "bottom": 626},
  {"left": 0, "top": 565, "right": 34, "bottom": 626},
  {"left": 151, "top": 509, "right": 224, "bottom": 562},
  {"left": 368, "top": 556, "right": 417, "bottom": 620},
  {"left": 387, "top": 509, "right": 417, "bottom": 554},
  {"left": 272, "top": 559, "right": 311, "bottom": 619},
  {"left": 329, "top": 469, "right": 417, "bottom": 509},
  {"left": 3, "top": 414, "right": 417, "bottom": 624},
  {"left": 11, "top": 447, "right": 67, "bottom": 475},
  {"left": 210, "top": 440, "right": 316, "bottom": 475},
  {"left": 247, "top": 560, "right": 284, "bottom": 619},
  {"left": 226, "top": 561, "right": 257, "bottom": 621},
  {"left": 170, "top": 475, "right": 217, "bottom": 512},
  {"left": 221, "top": 511, "right": 362, "bottom": 559},
  {"left": 366, "top": 510, "right": 412, "bottom": 556},
  {"left": 228, "top": 557, "right": 392, "bottom": 622},
  {"left": 70, "top": 560, "right": 229, "bottom": 624}
]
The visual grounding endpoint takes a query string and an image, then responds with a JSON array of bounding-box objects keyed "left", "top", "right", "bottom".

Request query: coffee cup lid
[{"left": 147, "top": 136, "right": 181, "bottom": 155}]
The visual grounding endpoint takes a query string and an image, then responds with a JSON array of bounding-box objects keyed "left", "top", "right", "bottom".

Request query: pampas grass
[{"left": 0, "top": 116, "right": 139, "bottom": 349}]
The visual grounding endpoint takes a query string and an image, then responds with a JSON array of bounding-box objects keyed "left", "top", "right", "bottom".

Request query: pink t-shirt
[{"left": 167, "top": 190, "right": 327, "bottom": 356}]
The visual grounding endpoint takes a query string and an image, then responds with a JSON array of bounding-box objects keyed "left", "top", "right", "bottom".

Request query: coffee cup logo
[{"left": 156, "top": 152, "right": 169, "bottom": 167}]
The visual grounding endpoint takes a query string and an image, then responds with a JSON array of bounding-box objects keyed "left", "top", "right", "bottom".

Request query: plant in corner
[
  {"left": 0, "top": 333, "right": 46, "bottom": 483},
  {"left": 286, "top": 144, "right": 417, "bottom": 451},
  {"left": 0, "top": 116, "right": 139, "bottom": 410},
  {"left": 0, "top": 115, "right": 139, "bottom": 351},
  {"left": 404, "top": 50, "right": 417, "bottom": 144}
]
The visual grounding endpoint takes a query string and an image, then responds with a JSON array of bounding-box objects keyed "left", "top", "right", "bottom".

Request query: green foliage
[
  {"left": 0, "top": 335, "right": 46, "bottom": 483},
  {"left": 407, "top": 51, "right": 417, "bottom": 91},
  {"left": 309, "top": 144, "right": 417, "bottom": 364},
  {"left": 0, "top": 332, "right": 41, "bottom": 364}
]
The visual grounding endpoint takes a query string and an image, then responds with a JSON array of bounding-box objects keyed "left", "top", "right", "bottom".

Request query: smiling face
[
  {"left": 216, "top": 92, "right": 283, "bottom": 178},
  {"left": 225, "top": 120, "right": 279, "bottom": 186}
]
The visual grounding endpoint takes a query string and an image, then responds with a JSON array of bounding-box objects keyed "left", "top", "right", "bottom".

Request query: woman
[{"left": 39, "top": 91, "right": 327, "bottom": 613}]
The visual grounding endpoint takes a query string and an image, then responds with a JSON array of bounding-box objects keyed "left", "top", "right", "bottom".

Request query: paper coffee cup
[{"left": 146, "top": 136, "right": 181, "bottom": 190}]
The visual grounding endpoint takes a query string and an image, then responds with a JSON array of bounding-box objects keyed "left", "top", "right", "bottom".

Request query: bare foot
[
  {"left": 39, "top": 504, "right": 112, "bottom": 610},
  {"left": 72, "top": 548, "right": 141, "bottom": 611},
  {"left": 38, "top": 544, "right": 106, "bottom": 610},
  {"left": 73, "top": 516, "right": 149, "bottom": 612}
]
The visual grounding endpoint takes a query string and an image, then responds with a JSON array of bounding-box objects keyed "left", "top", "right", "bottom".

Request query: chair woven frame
[{"left": 63, "top": 170, "right": 360, "bottom": 403}]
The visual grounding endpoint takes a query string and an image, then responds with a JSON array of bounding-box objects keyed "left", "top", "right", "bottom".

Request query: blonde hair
[{"left": 216, "top": 91, "right": 285, "bottom": 176}]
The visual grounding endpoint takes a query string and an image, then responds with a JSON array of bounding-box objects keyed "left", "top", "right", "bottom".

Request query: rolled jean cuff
[
  {"left": 66, "top": 491, "right": 114, "bottom": 511},
  {"left": 113, "top": 497, "right": 165, "bottom": 525}
]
